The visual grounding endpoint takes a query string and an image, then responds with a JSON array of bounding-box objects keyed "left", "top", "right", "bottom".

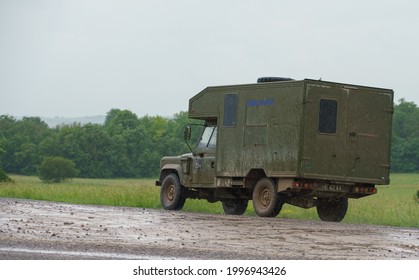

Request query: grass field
[{"left": 0, "top": 174, "right": 418, "bottom": 228}]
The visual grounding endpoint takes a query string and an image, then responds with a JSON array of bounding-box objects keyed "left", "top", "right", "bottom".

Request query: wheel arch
[
  {"left": 159, "top": 164, "right": 183, "bottom": 182},
  {"left": 245, "top": 168, "right": 268, "bottom": 190}
]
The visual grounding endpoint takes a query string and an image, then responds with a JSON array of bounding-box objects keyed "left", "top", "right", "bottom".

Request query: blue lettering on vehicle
[{"left": 246, "top": 99, "right": 274, "bottom": 107}]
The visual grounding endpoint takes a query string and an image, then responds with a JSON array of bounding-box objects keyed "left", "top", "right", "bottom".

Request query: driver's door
[{"left": 191, "top": 126, "right": 217, "bottom": 187}]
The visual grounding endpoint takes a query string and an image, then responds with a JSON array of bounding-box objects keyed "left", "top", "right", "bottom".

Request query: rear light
[
  {"left": 292, "top": 181, "right": 313, "bottom": 189},
  {"left": 353, "top": 186, "right": 377, "bottom": 194},
  {"left": 292, "top": 181, "right": 302, "bottom": 188}
]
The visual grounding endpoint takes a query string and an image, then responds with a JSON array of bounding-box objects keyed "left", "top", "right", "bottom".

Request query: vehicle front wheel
[
  {"left": 316, "top": 197, "right": 348, "bottom": 222},
  {"left": 160, "top": 174, "right": 186, "bottom": 210},
  {"left": 222, "top": 199, "right": 248, "bottom": 215},
  {"left": 252, "top": 178, "right": 283, "bottom": 217}
]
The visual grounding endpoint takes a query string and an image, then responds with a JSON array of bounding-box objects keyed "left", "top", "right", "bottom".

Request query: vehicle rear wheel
[
  {"left": 222, "top": 199, "right": 248, "bottom": 215},
  {"left": 316, "top": 197, "right": 348, "bottom": 222},
  {"left": 252, "top": 178, "right": 283, "bottom": 217},
  {"left": 160, "top": 174, "right": 186, "bottom": 210}
]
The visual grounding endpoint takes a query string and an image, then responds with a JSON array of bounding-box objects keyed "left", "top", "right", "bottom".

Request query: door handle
[{"left": 349, "top": 131, "right": 356, "bottom": 137}]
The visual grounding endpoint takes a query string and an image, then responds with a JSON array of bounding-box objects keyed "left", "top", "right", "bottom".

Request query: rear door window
[{"left": 319, "top": 99, "right": 337, "bottom": 134}]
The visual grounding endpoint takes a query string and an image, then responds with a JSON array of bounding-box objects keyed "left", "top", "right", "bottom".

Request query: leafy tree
[
  {"left": 104, "top": 109, "right": 139, "bottom": 136},
  {"left": 391, "top": 99, "right": 419, "bottom": 172},
  {"left": 0, "top": 116, "right": 51, "bottom": 175},
  {"left": 42, "top": 123, "right": 117, "bottom": 178},
  {"left": 0, "top": 137, "right": 12, "bottom": 182},
  {"left": 38, "top": 156, "right": 79, "bottom": 183},
  {"left": 0, "top": 169, "right": 12, "bottom": 182}
]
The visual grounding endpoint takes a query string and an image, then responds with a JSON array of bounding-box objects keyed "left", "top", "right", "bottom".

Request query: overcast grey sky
[{"left": 1, "top": 0, "right": 418, "bottom": 118}]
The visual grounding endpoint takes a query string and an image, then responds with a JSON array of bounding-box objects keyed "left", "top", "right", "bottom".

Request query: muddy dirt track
[{"left": 0, "top": 198, "right": 418, "bottom": 260}]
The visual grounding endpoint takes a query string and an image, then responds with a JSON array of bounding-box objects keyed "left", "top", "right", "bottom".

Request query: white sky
[{"left": 1, "top": 0, "right": 418, "bottom": 118}]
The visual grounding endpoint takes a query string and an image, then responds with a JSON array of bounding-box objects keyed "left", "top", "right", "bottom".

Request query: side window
[
  {"left": 223, "top": 94, "right": 238, "bottom": 127},
  {"left": 197, "top": 126, "right": 217, "bottom": 149},
  {"left": 207, "top": 127, "right": 217, "bottom": 148},
  {"left": 319, "top": 99, "right": 337, "bottom": 134}
]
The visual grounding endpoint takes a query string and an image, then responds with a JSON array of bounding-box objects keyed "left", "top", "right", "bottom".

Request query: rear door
[
  {"left": 345, "top": 89, "right": 393, "bottom": 184},
  {"left": 302, "top": 83, "right": 393, "bottom": 184}
]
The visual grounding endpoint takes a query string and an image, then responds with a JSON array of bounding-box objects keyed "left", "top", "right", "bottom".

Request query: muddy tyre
[
  {"left": 222, "top": 199, "right": 248, "bottom": 215},
  {"left": 252, "top": 178, "right": 283, "bottom": 217},
  {"left": 160, "top": 174, "right": 186, "bottom": 210},
  {"left": 316, "top": 197, "right": 348, "bottom": 222}
]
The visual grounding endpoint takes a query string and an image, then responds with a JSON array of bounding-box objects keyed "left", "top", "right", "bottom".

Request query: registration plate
[{"left": 319, "top": 183, "right": 348, "bottom": 192}]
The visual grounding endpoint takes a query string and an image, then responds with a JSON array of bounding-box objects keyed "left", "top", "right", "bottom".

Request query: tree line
[
  {"left": 1, "top": 100, "right": 418, "bottom": 179},
  {"left": 0, "top": 109, "right": 201, "bottom": 179}
]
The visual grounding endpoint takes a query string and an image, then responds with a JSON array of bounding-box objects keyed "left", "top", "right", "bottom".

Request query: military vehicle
[{"left": 156, "top": 78, "right": 393, "bottom": 222}]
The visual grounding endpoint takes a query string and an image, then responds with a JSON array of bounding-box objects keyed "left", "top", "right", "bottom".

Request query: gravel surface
[{"left": 0, "top": 198, "right": 418, "bottom": 259}]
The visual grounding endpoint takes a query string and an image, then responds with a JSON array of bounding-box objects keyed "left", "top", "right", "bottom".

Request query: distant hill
[{"left": 41, "top": 115, "right": 106, "bottom": 128}]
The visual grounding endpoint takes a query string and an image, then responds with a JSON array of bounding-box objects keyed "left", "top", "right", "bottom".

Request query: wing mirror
[{"left": 184, "top": 125, "right": 192, "bottom": 141}]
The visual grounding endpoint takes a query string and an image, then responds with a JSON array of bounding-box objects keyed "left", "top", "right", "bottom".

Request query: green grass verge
[
  {"left": 0, "top": 174, "right": 418, "bottom": 228},
  {"left": 0, "top": 176, "right": 161, "bottom": 209}
]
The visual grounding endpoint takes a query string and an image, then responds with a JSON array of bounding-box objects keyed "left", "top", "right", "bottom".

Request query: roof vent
[{"left": 257, "top": 77, "right": 294, "bottom": 83}]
